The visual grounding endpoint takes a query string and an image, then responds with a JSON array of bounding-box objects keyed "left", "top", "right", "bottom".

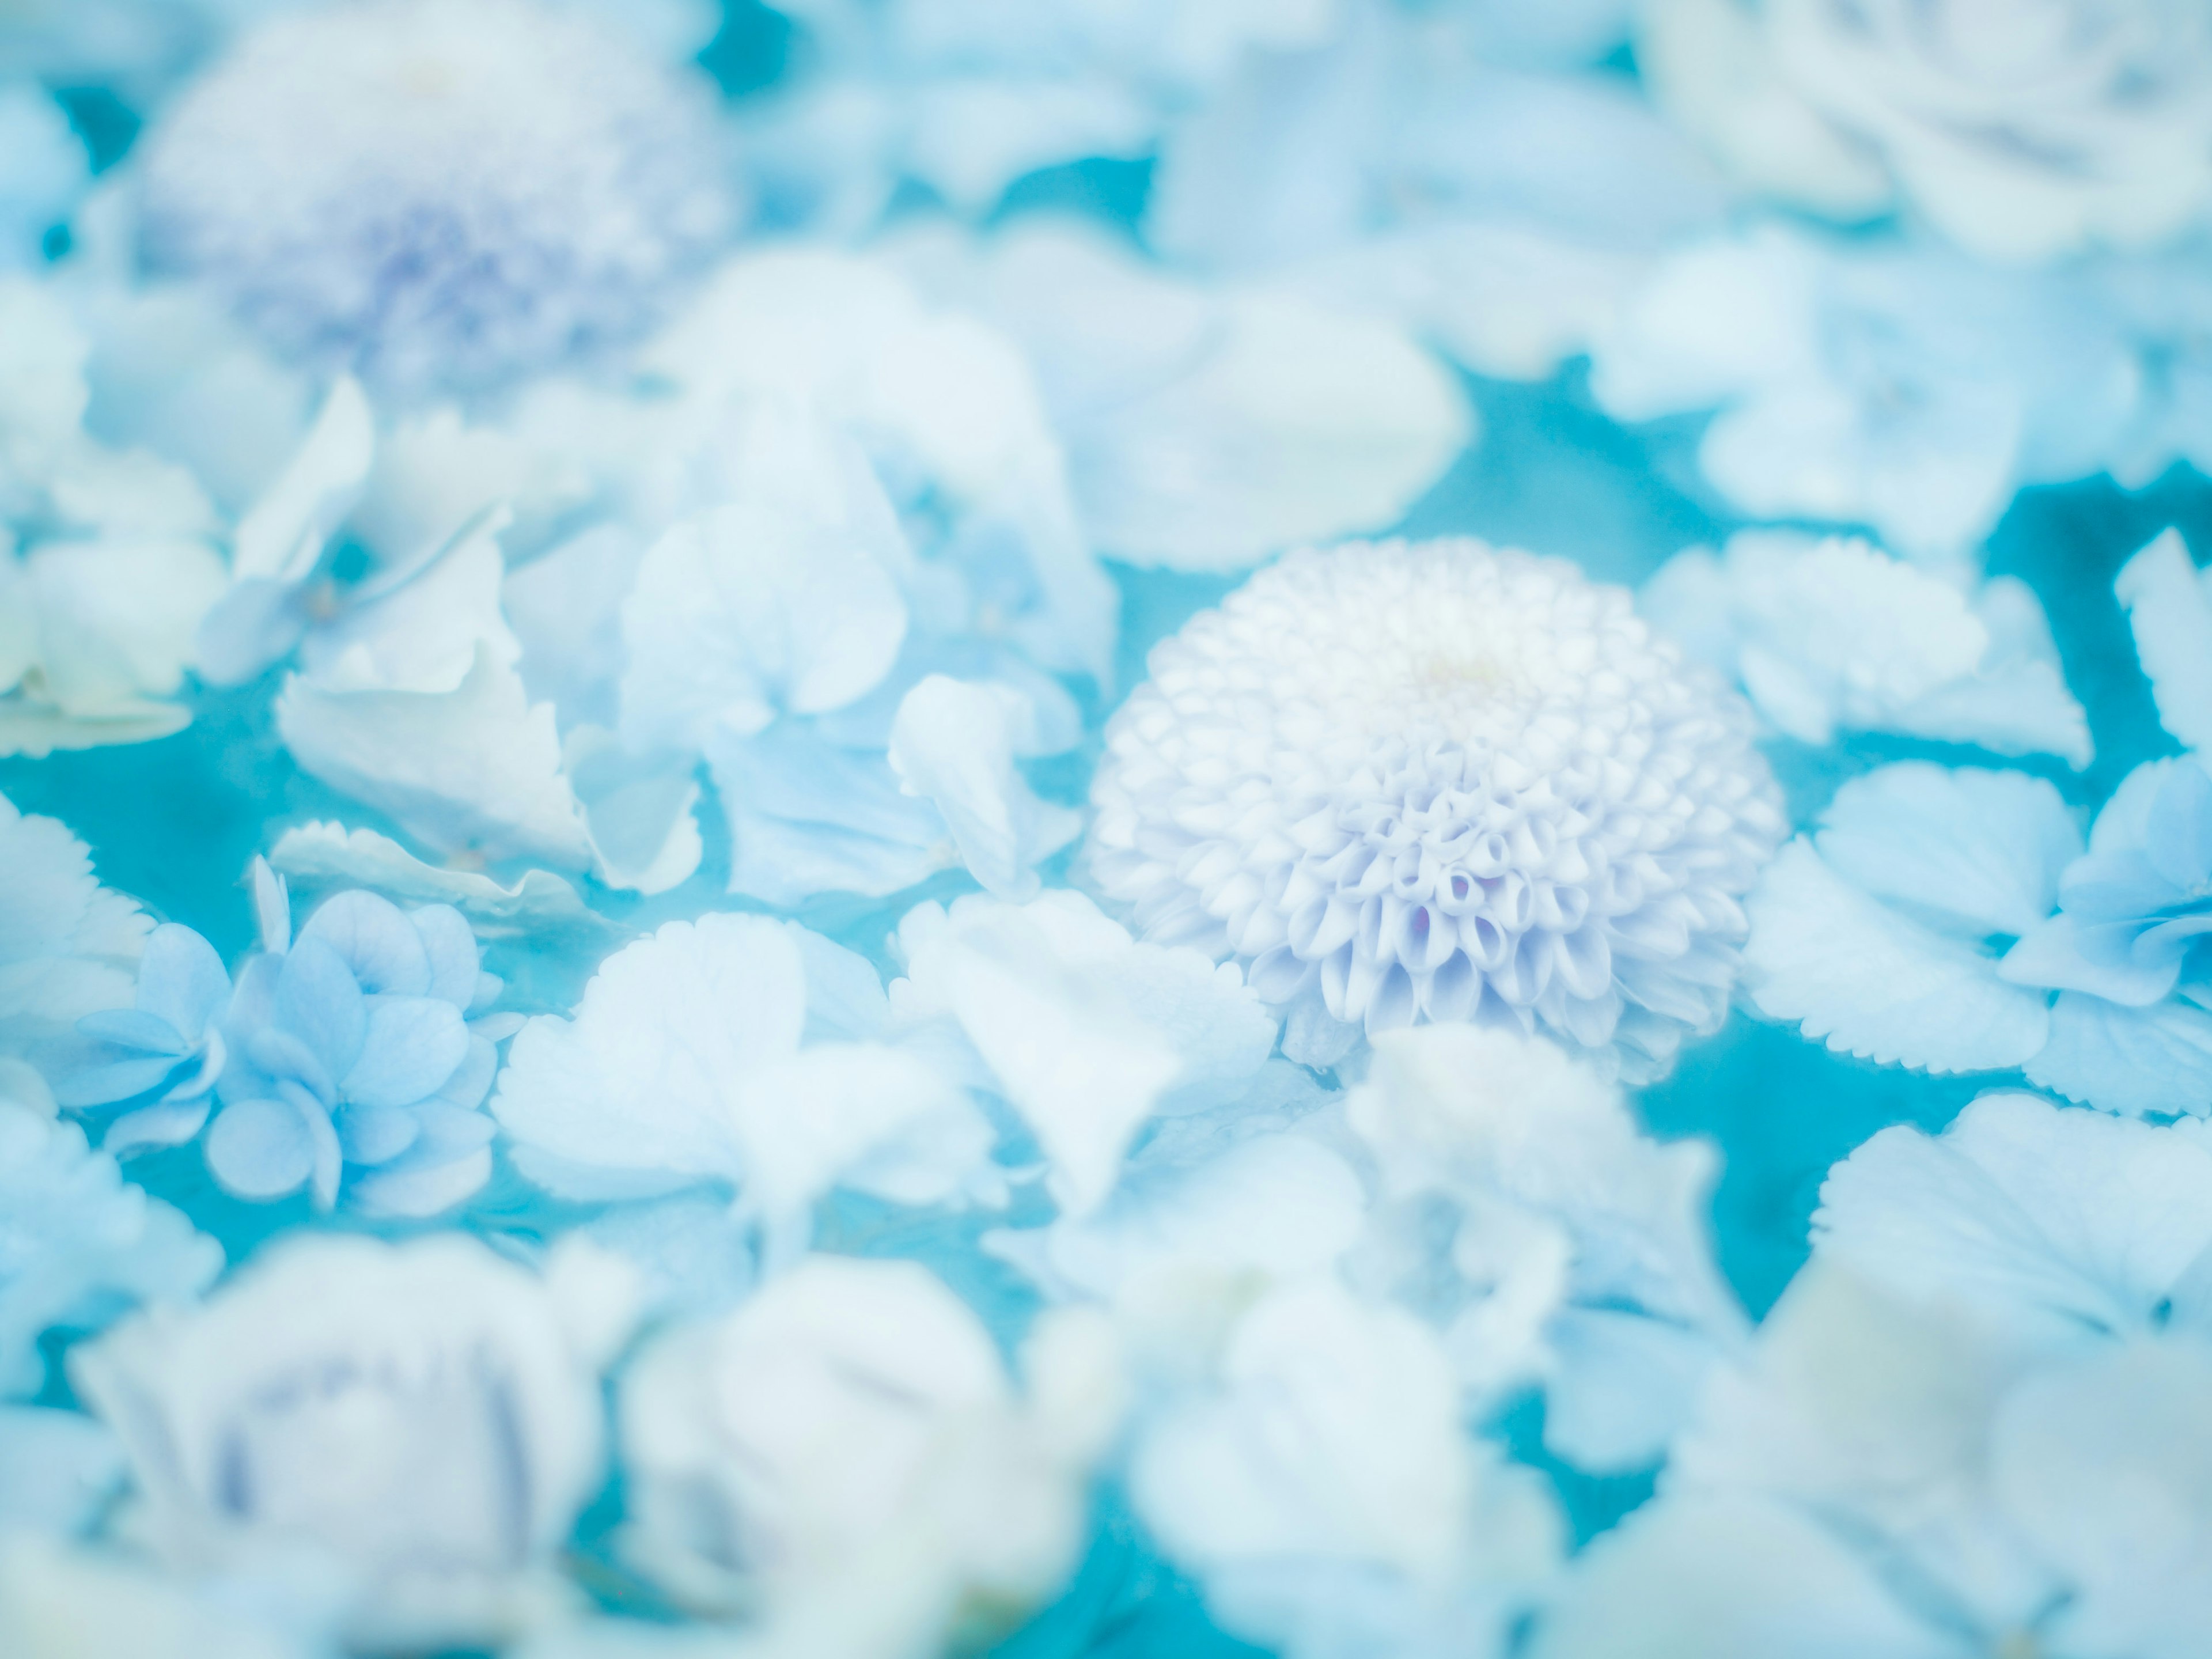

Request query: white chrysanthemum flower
[
  {"left": 135, "top": 0, "right": 737, "bottom": 397},
  {"left": 1088, "top": 539, "right": 1786, "bottom": 1069}
]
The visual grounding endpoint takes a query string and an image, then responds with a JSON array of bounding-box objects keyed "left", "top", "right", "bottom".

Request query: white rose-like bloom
[
  {"left": 1643, "top": 0, "right": 2212, "bottom": 262},
  {"left": 1089, "top": 539, "right": 1785, "bottom": 1070},
  {"left": 70, "top": 1233, "right": 637, "bottom": 1652},
  {"left": 135, "top": 0, "right": 736, "bottom": 397},
  {"left": 619, "top": 1256, "right": 1120, "bottom": 1656}
]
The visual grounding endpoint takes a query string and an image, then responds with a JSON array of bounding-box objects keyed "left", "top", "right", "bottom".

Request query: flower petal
[
  {"left": 2027, "top": 993, "right": 2212, "bottom": 1118},
  {"left": 2115, "top": 528, "right": 2212, "bottom": 752},
  {"left": 1745, "top": 839, "right": 2050, "bottom": 1073},
  {"left": 342, "top": 994, "right": 467, "bottom": 1112}
]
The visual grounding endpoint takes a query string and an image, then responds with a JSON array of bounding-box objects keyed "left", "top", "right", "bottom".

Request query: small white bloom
[
  {"left": 1089, "top": 537, "right": 1785, "bottom": 1071},
  {"left": 619, "top": 1256, "right": 1117, "bottom": 1653},
  {"left": 1643, "top": 0, "right": 2212, "bottom": 262},
  {"left": 135, "top": 0, "right": 737, "bottom": 397},
  {"left": 1643, "top": 530, "right": 2090, "bottom": 766},
  {"left": 70, "top": 1232, "right": 633, "bottom": 1652}
]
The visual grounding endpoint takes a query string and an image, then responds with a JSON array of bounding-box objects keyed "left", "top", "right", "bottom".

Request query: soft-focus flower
[
  {"left": 1589, "top": 227, "right": 2139, "bottom": 562},
  {"left": 1535, "top": 1255, "right": 2212, "bottom": 1658},
  {"left": 1744, "top": 762, "right": 2078, "bottom": 1074},
  {"left": 1995, "top": 751, "right": 2212, "bottom": 1115},
  {"left": 0, "top": 1103, "right": 219, "bottom": 1400},
  {"left": 1643, "top": 0, "right": 2212, "bottom": 262},
  {"left": 888, "top": 889, "right": 1279, "bottom": 1213},
  {"left": 0, "top": 1534, "right": 320, "bottom": 1659},
  {"left": 618, "top": 1255, "right": 1120, "bottom": 1653},
  {"left": 0, "top": 790, "right": 150, "bottom": 1107},
  {"left": 2002, "top": 757, "right": 2212, "bottom": 1010},
  {"left": 493, "top": 912, "right": 999, "bottom": 1256},
  {"left": 892, "top": 219, "right": 1472, "bottom": 570},
  {"left": 71, "top": 1232, "right": 634, "bottom": 1653},
  {"left": 1344, "top": 1024, "right": 1745, "bottom": 1472},
  {"left": 1089, "top": 537, "right": 1785, "bottom": 1071},
  {"left": 135, "top": 0, "right": 737, "bottom": 399},
  {"left": 48, "top": 922, "right": 230, "bottom": 1156},
  {"left": 1815, "top": 1091, "right": 2212, "bottom": 1351},
  {"left": 1644, "top": 530, "right": 2090, "bottom": 766},
  {"left": 194, "top": 868, "right": 511, "bottom": 1216},
  {"left": 1127, "top": 1276, "right": 1562, "bottom": 1659}
]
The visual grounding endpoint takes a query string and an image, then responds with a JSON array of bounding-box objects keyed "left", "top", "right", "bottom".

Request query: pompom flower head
[
  {"left": 1089, "top": 539, "right": 1786, "bottom": 1070},
  {"left": 134, "top": 0, "right": 736, "bottom": 398}
]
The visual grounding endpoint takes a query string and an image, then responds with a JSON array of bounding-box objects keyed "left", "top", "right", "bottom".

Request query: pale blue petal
[
  {"left": 132, "top": 924, "right": 230, "bottom": 1042},
  {"left": 50, "top": 1053, "right": 184, "bottom": 1109},
  {"left": 72, "top": 1009, "right": 185, "bottom": 1056},
  {"left": 1747, "top": 840, "right": 2050, "bottom": 1073},
  {"left": 101, "top": 1099, "right": 213, "bottom": 1160},
  {"left": 249, "top": 856, "right": 290, "bottom": 954},
  {"left": 2114, "top": 529, "right": 2212, "bottom": 752},
  {"left": 342, "top": 994, "right": 467, "bottom": 1110},
  {"left": 335, "top": 1100, "right": 420, "bottom": 1166},
  {"left": 432, "top": 1034, "right": 498, "bottom": 1112},
  {"left": 272, "top": 937, "right": 366, "bottom": 1083},
  {"left": 1815, "top": 763, "right": 2080, "bottom": 940},
  {"left": 2028, "top": 994, "right": 2212, "bottom": 1118},
  {"left": 2001, "top": 912, "right": 2181, "bottom": 1005},
  {"left": 406, "top": 903, "right": 479, "bottom": 1009},
  {"left": 296, "top": 889, "right": 431, "bottom": 996},
  {"left": 204, "top": 1096, "right": 316, "bottom": 1199}
]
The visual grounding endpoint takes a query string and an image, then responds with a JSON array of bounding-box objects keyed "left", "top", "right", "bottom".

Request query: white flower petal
[
  {"left": 2114, "top": 528, "right": 2212, "bottom": 753},
  {"left": 230, "top": 376, "right": 373, "bottom": 584},
  {"left": 276, "top": 643, "right": 595, "bottom": 870},
  {"left": 267, "top": 821, "right": 608, "bottom": 941},
  {"left": 1990, "top": 1340, "right": 2212, "bottom": 1659},
  {"left": 1816, "top": 1091, "right": 2212, "bottom": 1348},
  {"left": 886, "top": 675, "right": 1081, "bottom": 901},
  {"left": 891, "top": 891, "right": 1277, "bottom": 1213},
  {"left": 1812, "top": 762, "right": 2081, "bottom": 940},
  {"left": 2026, "top": 993, "right": 2212, "bottom": 1119},
  {"left": 1528, "top": 1492, "right": 1961, "bottom": 1659},
  {"left": 618, "top": 415, "right": 910, "bottom": 753},
  {"left": 1745, "top": 838, "right": 2051, "bottom": 1073},
  {"left": 493, "top": 914, "right": 804, "bottom": 1196},
  {"left": 299, "top": 507, "right": 521, "bottom": 695}
]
